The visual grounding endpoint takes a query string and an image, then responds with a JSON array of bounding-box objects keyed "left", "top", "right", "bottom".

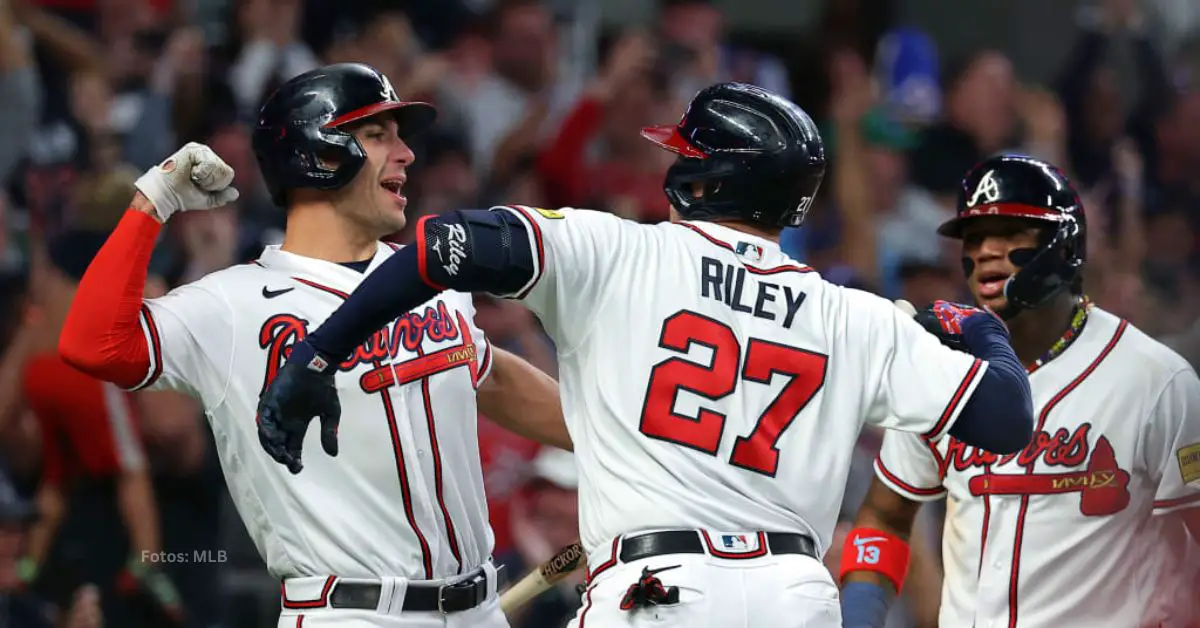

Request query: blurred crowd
[{"left": 0, "top": 0, "right": 1196, "bottom": 626}]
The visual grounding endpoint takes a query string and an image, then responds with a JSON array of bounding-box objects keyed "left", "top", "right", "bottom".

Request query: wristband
[{"left": 838, "top": 527, "right": 910, "bottom": 593}]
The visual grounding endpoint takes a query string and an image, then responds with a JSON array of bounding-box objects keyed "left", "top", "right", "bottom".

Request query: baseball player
[
  {"left": 56, "top": 63, "right": 570, "bottom": 627},
  {"left": 256, "top": 82, "right": 1036, "bottom": 627},
  {"left": 840, "top": 155, "right": 1200, "bottom": 627}
]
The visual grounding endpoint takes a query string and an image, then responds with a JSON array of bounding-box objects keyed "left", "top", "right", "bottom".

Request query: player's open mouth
[
  {"left": 381, "top": 177, "right": 406, "bottom": 202},
  {"left": 977, "top": 271, "right": 1010, "bottom": 298}
]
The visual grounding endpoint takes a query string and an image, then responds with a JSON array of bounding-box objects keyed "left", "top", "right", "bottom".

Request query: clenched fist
[
  {"left": 913, "top": 300, "right": 1006, "bottom": 353},
  {"left": 135, "top": 142, "right": 240, "bottom": 222}
]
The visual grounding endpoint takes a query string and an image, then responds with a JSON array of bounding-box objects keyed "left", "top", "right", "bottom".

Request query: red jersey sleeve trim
[
  {"left": 924, "top": 358, "right": 985, "bottom": 441},
  {"left": 874, "top": 455, "right": 946, "bottom": 502},
  {"left": 1152, "top": 492, "right": 1200, "bottom": 513},
  {"left": 130, "top": 305, "right": 164, "bottom": 390},
  {"left": 414, "top": 215, "right": 448, "bottom": 291},
  {"left": 497, "top": 205, "right": 546, "bottom": 299}
]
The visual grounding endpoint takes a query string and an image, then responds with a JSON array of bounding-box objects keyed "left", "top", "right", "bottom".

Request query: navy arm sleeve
[
  {"left": 946, "top": 314, "right": 1035, "bottom": 454},
  {"left": 840, "top": 582, "right": 891, "bottom": 628},
  {"left": 303, "top": 210, "right": 535, "bottom": 361}
]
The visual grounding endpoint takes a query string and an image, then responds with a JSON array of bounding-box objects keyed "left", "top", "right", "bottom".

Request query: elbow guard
[
  {"left": 416, "top": 209, "right": 536, "bottom": 296},
  {"left": 838, "top": 527, "right": 911, "bottom": 593}
]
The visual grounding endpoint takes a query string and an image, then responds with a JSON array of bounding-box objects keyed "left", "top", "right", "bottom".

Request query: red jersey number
[{"left": 638, "top": 311, "right": 828, "bottom": 477}]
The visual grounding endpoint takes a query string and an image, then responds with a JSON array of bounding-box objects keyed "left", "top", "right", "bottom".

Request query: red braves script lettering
[
  {"left": 259, "top": 302, "right": 461, "bottom": 393},
  {"left": 948, "top": 424, "right": 1132, "bottom": 516},
  {"left": 943, "top": 424, "right": 1092, "bottom": 474}
]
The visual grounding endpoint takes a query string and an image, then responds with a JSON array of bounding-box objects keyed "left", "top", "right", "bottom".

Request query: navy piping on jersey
[
  {"left": 676, "top": 222, "right": 813, "bottom": 275},
  {"left": 341, "top": 259, "right": 372, "bottom": 273}
]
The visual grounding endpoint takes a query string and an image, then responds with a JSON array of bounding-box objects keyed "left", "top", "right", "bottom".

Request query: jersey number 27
[{"left": 638, "top": 310, "right": 828, "bottom": 477}]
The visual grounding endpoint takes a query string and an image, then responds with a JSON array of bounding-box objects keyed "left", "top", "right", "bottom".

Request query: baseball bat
[{"left": 499, "top": 540, "right": 586, "bottom": 615}]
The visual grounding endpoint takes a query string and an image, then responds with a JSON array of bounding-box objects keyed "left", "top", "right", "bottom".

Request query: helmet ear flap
[
  {"left": 300, "top": 126, "right": 368, "bottom": 189},
  {"left": 662, "top": 156, "right": 733, "bottom": 218},
  {"left": 258, "top": 126, "right": 368, "bottom": 206},
  {"left": 1001, "top": 218, "right": 1083, "bottom": 316}
]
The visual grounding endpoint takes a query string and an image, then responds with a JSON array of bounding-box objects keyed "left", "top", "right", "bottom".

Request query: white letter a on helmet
[{"left": 968, "top": 170, "right": 1001, "bottom": 207}]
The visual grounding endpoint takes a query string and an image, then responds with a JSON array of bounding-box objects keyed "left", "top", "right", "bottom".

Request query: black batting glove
[
  {"left": 913, "top": 300, "right": 996, "bottom": 353},
  {"left": 257, "top": 340, "right": 341, "bottom": 474}
]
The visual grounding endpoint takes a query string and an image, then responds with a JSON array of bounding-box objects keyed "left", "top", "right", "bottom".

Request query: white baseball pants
[
  {"left": 277, "top": 564, "right": 509, "bottom": 628},
  {"left": 569, "top": 533, "right": 841, "bottom": 627}
]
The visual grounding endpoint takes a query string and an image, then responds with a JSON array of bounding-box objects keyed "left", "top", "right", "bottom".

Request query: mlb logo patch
[
  {"left": 707, "top": 530, "right": 762, "bottom": 555},
  {"left": 721, "top": 534, "right": 749, "bottom": 550},
  {"left": 735, "top": 242, "right": 764, "bottom": 262}
]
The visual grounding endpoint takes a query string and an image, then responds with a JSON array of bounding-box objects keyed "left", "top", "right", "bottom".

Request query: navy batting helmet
[
  {"left": 252, "top": 63, "right": 437, "bottom": 207},
  {"left": 641, "top": 82, "right": 826, "bottom": 227},
  {"left": 938, "top": 154, "right": 1087, "bottom": 313}
]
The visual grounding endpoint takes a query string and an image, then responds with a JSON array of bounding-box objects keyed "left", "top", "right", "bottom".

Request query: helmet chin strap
[
  {"left": 996, "top": 277, "right": 1026, "bottom": 320},
  {"left": 961, "top": 246, "right": 1047, "bottom": 321},
  {"left": 995, "top": 247, "right": 1039, "bottom": 320}
]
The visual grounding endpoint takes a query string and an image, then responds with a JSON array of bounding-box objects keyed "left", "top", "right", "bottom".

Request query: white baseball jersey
[
  {"left": 876, "top": 308, "right": 1200, "bottom": 628},
  {"left": 131, "top": 243, "right": 496, "bottom": 580},
  {"left": 488, "top": 206, "right": 988, "bottom": 560}
]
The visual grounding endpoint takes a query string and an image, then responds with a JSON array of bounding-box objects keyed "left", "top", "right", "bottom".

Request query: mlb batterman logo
[
  {"left": 722, "top": 534, "right": 749, "bottom": 550},
  {"left": 735, "top": 242, "right": 764, "bottom": 262}
]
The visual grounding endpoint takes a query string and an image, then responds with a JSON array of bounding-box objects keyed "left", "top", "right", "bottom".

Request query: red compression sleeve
[{"left": 59, "top": 209, "right": 162, "bottom": 389}]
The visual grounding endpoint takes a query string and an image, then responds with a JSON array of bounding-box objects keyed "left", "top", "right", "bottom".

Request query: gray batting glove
[{"left": 135, "top": 142, "right": 240, "bottom": 222}]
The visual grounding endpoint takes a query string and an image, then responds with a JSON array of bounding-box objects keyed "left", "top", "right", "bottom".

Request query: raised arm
[
  {"left": 257, "top": 208, "right": 555, "bottom": 473},
  {"left": 58, "top": 194, "right": 166, "bottom": 386},
  {"left": 865, "top": 297, "right": 1034, "bottom": 454},
  {"left": 291, "top": 209, "right": 539, "bottom": 365},
  {"left": 59, "top": 144, "right": 239, "bottom": 389},
  {"left": 257, "top": 206, "right": 628, "bottom": 472},
  {"left": 911, "top": 301, "right": 1034, "bottom": 454}
]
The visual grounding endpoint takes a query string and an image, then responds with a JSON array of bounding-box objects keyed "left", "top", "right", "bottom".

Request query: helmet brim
[
  {"left": 640, "top": 125, "right": 707, "bottom": 159},
  {"left": 937, "top": 202, "right": 1069, "bottom": 239},
  {"left": 325, "top": 101, "right": 438, "bottom": 138}
]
